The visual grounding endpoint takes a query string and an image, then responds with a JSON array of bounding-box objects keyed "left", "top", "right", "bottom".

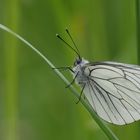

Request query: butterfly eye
[
  {"left": 77, "top": 59, "right": 81, "bottom": 65},
  {"left": 74, "top": 59, "right": 81, "bottom": 66}
]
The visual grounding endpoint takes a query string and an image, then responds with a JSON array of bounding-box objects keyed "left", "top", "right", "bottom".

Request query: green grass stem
[
  {"left": 3, "top": 0, "right": 19, "bottom": 139},
  {"left": 136, "top": 0, "right": 140, "bottom": 64}
]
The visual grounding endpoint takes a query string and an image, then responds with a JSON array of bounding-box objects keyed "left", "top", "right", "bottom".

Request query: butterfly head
[
  {"left": 74, "top": 57, "right": 89, "bottom": 67},
  {"left": 74, "top": 57, "right": 82, "bottom": 66},
  {"left": 72, "top": 57, "right": 89, "bottom": 81}
]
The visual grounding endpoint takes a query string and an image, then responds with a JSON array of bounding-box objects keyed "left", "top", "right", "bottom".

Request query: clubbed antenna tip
[
  {"left": 56, "top": 33, "right": 59, "bottom": 37},
  {"left": 65, "top": 28, "right": 68, "bottom": 32},
  {"left": 56, "top": 34, "right": 62, "bottom": 40}
]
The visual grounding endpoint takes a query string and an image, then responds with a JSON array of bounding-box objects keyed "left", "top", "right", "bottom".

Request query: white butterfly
[{"left": 56, "top": 29, "right": 140, "bottom": 125}]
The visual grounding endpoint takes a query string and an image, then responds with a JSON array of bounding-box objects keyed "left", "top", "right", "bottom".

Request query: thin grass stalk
[
  {"left": 136, "top": 0, "right": 140, "bottom": 64},
  {"left": 3, "top": 0, "right": 19, "bottom": 139},
  {"left": 0, "top": 24, "right": 119, "bottom": 140}
]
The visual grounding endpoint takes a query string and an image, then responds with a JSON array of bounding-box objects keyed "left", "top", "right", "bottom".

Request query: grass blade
[
  {"left": 3, "top": 0, "right": 19, "bottom": 139},
  {"left": 136, "top": 0, "right": 140, "bottom": 64}
]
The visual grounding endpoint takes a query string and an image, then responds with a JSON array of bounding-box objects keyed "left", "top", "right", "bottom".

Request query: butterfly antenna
[
  {"left": 56, "top": 33, "right": 81, "bottom": 59},
  {"left": 65, "top": 28, "right": 81, "bottom": 60}
]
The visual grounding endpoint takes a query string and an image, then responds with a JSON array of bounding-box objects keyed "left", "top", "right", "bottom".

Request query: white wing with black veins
[{"left": 83, "top": 61, "right": 140, "bottom": 125}]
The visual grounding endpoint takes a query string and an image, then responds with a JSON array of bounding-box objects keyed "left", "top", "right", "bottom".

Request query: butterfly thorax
[{"left": 72, "top": 58, "right": 89, "bottom": 85}]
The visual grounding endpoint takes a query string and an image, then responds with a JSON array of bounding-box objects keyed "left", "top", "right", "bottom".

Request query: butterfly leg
[
  {"left": 53, "top": 66, "right": 77, "bottom": 88},
  {"left": 52, "top": 66, "right": 74, "bottom": 73},
  {"left": 76, "top": 84, "right": 86, "bottom": 104},
  {"left": 65, "top": 72, "right": 79, "bottom": 88}
]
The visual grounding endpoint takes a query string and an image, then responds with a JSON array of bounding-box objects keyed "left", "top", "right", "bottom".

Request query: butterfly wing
[{"left": 83, "top": 61, "right": 140, "bottom": 125}]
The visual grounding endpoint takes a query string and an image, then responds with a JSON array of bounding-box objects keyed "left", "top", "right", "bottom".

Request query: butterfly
[{"left": 56, "top": 29, "right": 140, "bottom": 125}]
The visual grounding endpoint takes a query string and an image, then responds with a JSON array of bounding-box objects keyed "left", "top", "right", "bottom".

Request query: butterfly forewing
[{"left": 83, "top": 61, "right": 140, "bottom": 125}]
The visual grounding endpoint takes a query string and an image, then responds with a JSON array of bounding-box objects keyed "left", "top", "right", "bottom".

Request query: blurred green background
[{"left": 0, "top": 0, "right": 139, "bottom": 140}]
